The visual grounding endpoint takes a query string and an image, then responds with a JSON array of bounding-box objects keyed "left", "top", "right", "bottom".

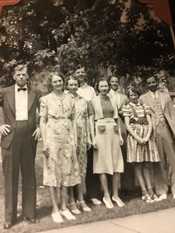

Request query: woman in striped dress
[{"left": 122, "top": 86, "right": 160, "bottom": 203}]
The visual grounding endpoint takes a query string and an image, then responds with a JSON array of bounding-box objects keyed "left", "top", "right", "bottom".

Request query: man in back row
[
  {"left": 108, "top": 76, "right": 135, "bottom": 192},
  {"left": 0, "top": 64, "right": 41, "bottom": 229}
]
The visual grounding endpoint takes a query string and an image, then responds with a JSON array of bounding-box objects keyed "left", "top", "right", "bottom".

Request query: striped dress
[{"left": 122, "top": 102, "right": 160, "bottom": 163}]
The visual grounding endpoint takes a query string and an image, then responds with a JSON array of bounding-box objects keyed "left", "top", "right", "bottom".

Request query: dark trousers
[
  {"left": 85, "top": 147, "right": 103, "bottom": 200},
  {"left": 120, "top": 131, "right": 135, "bottom": 190},
  {"left": 2, "top": 121, "right": 36, "bottom": 222}
]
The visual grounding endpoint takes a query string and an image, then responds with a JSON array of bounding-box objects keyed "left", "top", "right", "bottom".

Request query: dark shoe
[
  {"left": 142, "top": 194, "right": 154, "bottom": 203},
  {"left": 23, "top": 217, "right": 39, "bottom": 224},
  {"left": 3, "top": 221, "right": 12, "bottom": 229}
]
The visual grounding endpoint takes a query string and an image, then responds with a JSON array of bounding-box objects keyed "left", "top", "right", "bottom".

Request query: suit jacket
[
  {"left": 140, "top": 91, "right": 175, "bottom": 137},
  {"left": 0, "top": 85, "right": 41, "bottom": 149}
]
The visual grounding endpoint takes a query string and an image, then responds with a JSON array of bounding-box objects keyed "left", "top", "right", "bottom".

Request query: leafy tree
[{"left": 0, "top": 0, "right": 175, "bottom": 91}]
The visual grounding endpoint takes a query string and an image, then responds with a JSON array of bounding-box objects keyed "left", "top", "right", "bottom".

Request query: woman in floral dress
[
  {"left": 122, "top": 86, "right": 160, "bottom": 203},
  {"left": 66, "top": 76, "right": 91, "bottom": 214},
  {"left": 40, "top": 72, "right": 81, "bottom": 223}
]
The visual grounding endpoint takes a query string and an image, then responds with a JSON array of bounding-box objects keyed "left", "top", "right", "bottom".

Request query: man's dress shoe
[
  {"left": 23, "top": 217, "right": 39, "bottom": 224},
  {"left": 3, "top": 221, "right": 12, "bottom": 229}
]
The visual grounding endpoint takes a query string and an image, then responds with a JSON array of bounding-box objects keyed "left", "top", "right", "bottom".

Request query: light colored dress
[
  {"left": 122, "top": 102, "right": 160, "bottom": 163},
  {"left": 89, "top": 96, "right": 124, "bottom": 175},
  {"left": 71, "top": 94, "right": 88, "bottom": 178},
  {"left": 39, "top": 92, "right": 81, "bottom": 187}
]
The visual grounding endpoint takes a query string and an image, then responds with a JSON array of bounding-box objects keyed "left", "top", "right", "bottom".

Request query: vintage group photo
[{"left": 0, "top": 0, "right": 175, "bottom": 232}]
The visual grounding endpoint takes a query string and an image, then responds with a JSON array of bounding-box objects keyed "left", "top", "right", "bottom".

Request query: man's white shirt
[{"left": 15, "top": 84, "right": 28, "bottom": 120}]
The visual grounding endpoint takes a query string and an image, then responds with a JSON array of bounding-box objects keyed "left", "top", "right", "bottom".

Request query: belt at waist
[
  {"left": 96, "top": 118, "right": 115, "bottom": 123},
  {"left": 16, "top": 120, "right": 28, "bottom": 122}
]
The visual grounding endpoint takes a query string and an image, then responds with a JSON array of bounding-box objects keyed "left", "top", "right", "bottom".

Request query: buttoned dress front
[{"left": 40, "top": 92, "right": 81, "bottom": 187}]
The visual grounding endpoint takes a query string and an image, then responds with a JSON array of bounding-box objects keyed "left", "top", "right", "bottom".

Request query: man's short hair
[
  {"left": 74, "top": 65, "right": 87, "bottom": 73},
  {"left": 108, "top": 75, "right": 120, "bottom": 83},
  {"left": 12, "top": 64, "right": 28, "bottom": 76},
  {"left": 144, "top": 75, "right": 158, "bottom": 83}
]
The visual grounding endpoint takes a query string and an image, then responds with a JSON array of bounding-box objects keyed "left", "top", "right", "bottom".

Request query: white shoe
[
  {"left": 91, "top": 198, "right": 101, "bottom": 205},
  {"left": 158, "top": 194, "right": 167, "bottom": 200},
  {"left": 51, "top": 212, "right": 63, "bottom": 223},
  {"left": 60, "top": 209, "right": 76, "bottom": 220},
  {"left": 103, "top": 197, "right": 114, "bottom": 209},
  {"left": 77, "top": 200, "right": 91, "bottom": 212},
  {"left": 112, "top": 196, "right": 125, "bottom": 207},
  {"left": 150, "top": 194, "right": 161, "bottom": 202},
  {"left": 69, "top": 202, "right": 81, "bottom": 215}
]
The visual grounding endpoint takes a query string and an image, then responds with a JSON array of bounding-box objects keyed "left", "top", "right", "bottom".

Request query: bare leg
[
  {"left": 112, "top": 173, "right": 120, "bottom": 197},
  {"left": 76, "top": 178, "right": 84, "bottom": 202},
  {"left": 112, "top": 173, "right": 124, "bottom": 207},
  {"left": 60, "top": 186, "right": 68, "bottom": 211},
  {"left": 99, "top": 174, "right": 110, "bottom": 199},
  {"left": 99, "top": 173, "right": 113, "bottom": 208},
  {"left": 143, "top": 162, "right": 152, "bottom": 190},
  {"left": 60, "top": 186, "right": 76, "bottom": 220},
  {"left": 76, "top": 178, "right": 91, "bottom": 211},
  {"left": 134, "top": 163, "right": 147, "bottom": 193},
  {"left": 49, "top": 186, "right": 59, "bottom": 213},
  {"left": 68, "top": 187, "right": 75, "bottom": 204}
]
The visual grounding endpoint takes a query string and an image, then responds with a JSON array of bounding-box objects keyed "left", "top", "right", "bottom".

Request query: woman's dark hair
[
  {"left": 65, "top": 75, "right": 80, "bottom": 90},
  {"left": 127, "top": 86, "right": 140, "bottom": 98},
  {"left": 96, "top": 77, "right": 110, "bottom": 93},
  {"left": 47, "top": 71, "right": 65, "bottom": 93},
  {"left": 144, "top": 75, "right": 158, "bottom": 83},
  {"left": 108, "top": 75, "right": 120, "bottom": 83}
]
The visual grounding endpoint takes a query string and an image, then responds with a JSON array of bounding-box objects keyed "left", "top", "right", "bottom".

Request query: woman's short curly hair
[
  {"left": 47, "top": 71, "right": 65, "bottom": 93},
  {"left": 65, "top": 75, "right": 80, "bottom": 90}
]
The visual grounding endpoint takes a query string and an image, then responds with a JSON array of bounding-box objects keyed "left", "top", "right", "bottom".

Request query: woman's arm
[
  {"left": 125, "top": 116, "right": 144, "bottom": 144},
  {"left": 143, "top": 114, "right": 152, "bottom": 142},
  {"left": 89, "top": 114, "right": 97, "bottom": 149},
  {"left": 85, "top": 115, "right": 91, "bottom": 149},
  {"left": 40, "top": 116, "right": 49, "bottom": 156},
  {"left": 72, "top": 117, "right": 77, "bottom": 148},
  {"left": 115, "top": 118, "right": 123, "bottom": 146}
]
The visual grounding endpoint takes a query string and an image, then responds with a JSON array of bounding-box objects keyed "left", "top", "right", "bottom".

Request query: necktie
[
  {"left": 154, "top": 92, "right": 157, "bottom": 100},
  {"left": 18, "top": 87, "right": 27, "bottom": 92}
]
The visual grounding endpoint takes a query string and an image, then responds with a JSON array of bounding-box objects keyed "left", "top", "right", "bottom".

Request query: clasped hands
[{"left": 137, "top": 136, "right": 149, "bottom": 145}]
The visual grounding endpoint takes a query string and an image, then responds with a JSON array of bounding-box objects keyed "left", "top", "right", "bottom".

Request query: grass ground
[{"left": 0, "top": 141, "right": 175, "bottom": 233}]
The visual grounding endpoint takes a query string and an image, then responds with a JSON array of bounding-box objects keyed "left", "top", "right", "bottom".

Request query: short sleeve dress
[
  {"left": 89, "top": 96, "right": 124, "bottom": 175},
  {"left": 122, "top": 102, "right": 160, "bottom": 163},
  {"left": 39, "top": 92, "right": 81, "bottom": 187}
]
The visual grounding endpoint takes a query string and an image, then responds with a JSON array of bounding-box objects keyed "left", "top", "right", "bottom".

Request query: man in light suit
[
  {"left": 0, "top": 64, "right": 41, "bottom": 229},
  {"left": 140, "top": 76, "right": 175, "bottom": 200},
  {"left": 108, "top": 76, "right": 135, "bottom": 191}
]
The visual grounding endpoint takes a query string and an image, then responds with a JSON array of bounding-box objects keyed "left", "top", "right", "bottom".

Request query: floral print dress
[
  {"left": 39, "top": 92, "right": 81, "bottom": 187},
  {"left": 71, "top": 94, "right": 88, "bottom": 178}
]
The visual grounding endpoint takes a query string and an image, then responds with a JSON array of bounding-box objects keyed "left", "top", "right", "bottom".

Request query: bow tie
[{"left": 18, "top": 87, "right": 27, "bottom": 92}]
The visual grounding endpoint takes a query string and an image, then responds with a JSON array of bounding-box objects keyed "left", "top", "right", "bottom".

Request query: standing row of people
[{"left": 1, "top": 64, "right": 175, "bottom": 229}]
